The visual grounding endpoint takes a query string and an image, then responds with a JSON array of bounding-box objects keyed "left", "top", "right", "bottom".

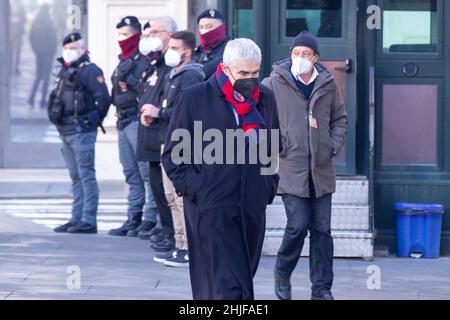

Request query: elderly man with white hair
[{"left": 162, "top": 38, "right": 281, "bottom": 300}]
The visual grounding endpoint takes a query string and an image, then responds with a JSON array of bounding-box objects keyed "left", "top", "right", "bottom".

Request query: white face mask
[
  {"left": 117, "top": 34, "right": 128, "bottom": 42},
  {"left": 165, "top": 48, "right": 183, "bottom": 68},
  {"left": 292, "top": 57, "right": 313, "bottom": 76},
  {"left": 63, "top": 49, "right": 83, "bottom": 64},
  {"left": 139, "top": 37, "right": 163, "bottom": 56}
]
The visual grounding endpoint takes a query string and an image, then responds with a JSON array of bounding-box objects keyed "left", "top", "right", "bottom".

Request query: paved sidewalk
[{"left": 1, "top": 203, "right": 450, "bottom": 300}]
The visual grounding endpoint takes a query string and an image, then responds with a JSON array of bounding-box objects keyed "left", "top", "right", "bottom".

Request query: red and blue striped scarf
[{"left": 215, "top": 64, "right": 265, "bottom": 133}]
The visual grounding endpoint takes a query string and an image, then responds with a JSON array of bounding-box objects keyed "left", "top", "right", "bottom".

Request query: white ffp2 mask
[
  {"left": 63, "top": 49, "right": 83, "bottom": 64},
  {"left": 164, "top": 49, "right": 182, "bottom": 68},
  {"left": 139, "top": 37, "right": 163, "bottom": 56},
  {"left": 291, "top": 57, "right": 313, "bottom": 76}
]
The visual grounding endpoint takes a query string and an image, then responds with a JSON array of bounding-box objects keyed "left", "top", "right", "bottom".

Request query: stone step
[
  {"left": 334, "top": 177, "right": 369, "bottom": 205},
  {"left": 267, "top": 204, "right": 370, "bottom": 231},
  {"left": 262, "top": 230, "right": 374, "bottom": 259},
  {"left": 271, "top": 179, "right": 369, "bottom": 207}
]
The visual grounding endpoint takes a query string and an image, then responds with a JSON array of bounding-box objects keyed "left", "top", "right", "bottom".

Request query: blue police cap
[
  {"left": 116, "top": 16, "right": 142, "bottom": 32},
  {"left": 197, "top": 9, "right": 224, "bottom": 24},
  {"left": 63, "top": 32, "right": 82, "bottom": 46}
]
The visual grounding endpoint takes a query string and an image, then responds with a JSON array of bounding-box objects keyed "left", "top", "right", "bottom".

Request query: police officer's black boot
[
  {"left": 274, "top": 271, "right": 292, "bottom": 301},
  {"left": 108, "top": 216, "right": 142, "bottom": 237},
  {"left": 151, "top": 237, "right": 175, "bottom": 253},
  {"left": 54, "top": 221, "right": 78, "bottom": 233},
  {"left": 311, "top": 292, "right": 334, "bottom": 301},
  {"left": 127, "top": 220, "right": 156, "bottom": 237},
  {"left": 68, "top": 222, "right": 97, "bottom": 234},
  {"left": 139, "top": 226, "right": 162, "bottom": 241}
]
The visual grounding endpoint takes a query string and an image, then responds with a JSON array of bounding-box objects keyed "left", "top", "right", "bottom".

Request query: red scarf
[
  {"left": 146, "top": 51, "right": 159, "bottom": 61},
  {"left": 119, "top": 32, "right": 141, "bottom": 60},
  {"left": 215, "top": 64, "right": 265, "bottom": 133},
  {"left": 200, "top": 24, "right": 226, "bottom": 51}
]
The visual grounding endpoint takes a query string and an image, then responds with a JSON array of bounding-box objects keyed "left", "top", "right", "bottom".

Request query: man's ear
[
  {"left": 313, "top": 54, "right": 320, "bottom": 64},
  {"left": 220, "top": 63, "right": 229, "bottom": 75},
  {"left": 187, "top": 48, "right": 194, "bottom": 60}
]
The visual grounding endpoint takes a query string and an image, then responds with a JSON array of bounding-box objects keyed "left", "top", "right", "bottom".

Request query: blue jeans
[
  {"left": 61, "top": 131, "right": 99, "bottom": 226},
  {"left": 275, "top": 193, "right": 334, "bottom": 297},
  {"left": 118, "top": 120, "right": 159, "bottom": 225}
]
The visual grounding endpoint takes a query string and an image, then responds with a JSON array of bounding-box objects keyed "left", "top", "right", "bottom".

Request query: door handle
[{"left": 335, "top": 59, "right": 353, "bottom": 74}]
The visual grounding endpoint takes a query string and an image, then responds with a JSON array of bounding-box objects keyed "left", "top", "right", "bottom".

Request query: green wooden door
[
  {"left": 374, "top": 0, "right": 450, "bottom": 254},
  {"left": 268, "top": 0, "right": 358, "bottom": 175}
]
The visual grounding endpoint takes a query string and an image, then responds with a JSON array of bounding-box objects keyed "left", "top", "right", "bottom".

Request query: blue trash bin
[{"left": 396, "top": 203, "right": 445, "bottom": 259}]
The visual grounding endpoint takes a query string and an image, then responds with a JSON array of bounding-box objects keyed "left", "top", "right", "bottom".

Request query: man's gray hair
[
  {"left": 223, "top": 38, "right": 262, "bottom": 68},
  {"left": 151, "top": 16, "right": 178, "bottom": 33}
]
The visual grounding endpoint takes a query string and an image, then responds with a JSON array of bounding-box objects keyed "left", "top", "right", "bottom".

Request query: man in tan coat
[{"left": 263, "top": 31, "right": 348, "bottom": 301}]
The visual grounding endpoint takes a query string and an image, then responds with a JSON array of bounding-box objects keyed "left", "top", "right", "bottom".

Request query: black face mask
[
  {"left": 234, "top": 78, "right": 259, "bottom": 100},
  {"left": 229, "top": 70, "right": 259, "bottom": 100}
]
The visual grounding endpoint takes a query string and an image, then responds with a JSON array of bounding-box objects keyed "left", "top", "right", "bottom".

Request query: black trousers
[
  {"left": 275, "top": 181, "right": 334, "bottom": 297},
  {"left": 184, "top": 199, "right": 265, "bottom": 300},
  {"left": 149, "top": 161, "right": 174, "bottom": 239}
]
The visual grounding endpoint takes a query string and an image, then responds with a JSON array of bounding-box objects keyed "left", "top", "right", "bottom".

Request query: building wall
[
  {"left": 85, "top": 0, "right": 219, "bottom": 85},
  {"left": 87, "top": 0, "right": 188, "bottom": 87}
]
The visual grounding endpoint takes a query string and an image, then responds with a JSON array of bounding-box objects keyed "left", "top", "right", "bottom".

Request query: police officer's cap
[
  {"left": 63, "top": 32, "right": 82, "bottom": 46},
  {"left": 116, "top": 16, "right": 142, "bottom": 32},
  {"left": 197, "top": 9, "right": 224, "bottom": 24}
]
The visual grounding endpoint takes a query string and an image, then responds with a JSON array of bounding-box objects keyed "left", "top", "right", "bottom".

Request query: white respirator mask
[
  {"left": 164, "top": 49, "right": 183, "bottom": 68},
  {"left": 63, "top": 49, "right": 83, "bottom": 64},
  {"left": 139, "top": 37, "right": 163, "bottom": 56},
  {"left": 291, "top": 57, "right": 313, "bottom": 76}
]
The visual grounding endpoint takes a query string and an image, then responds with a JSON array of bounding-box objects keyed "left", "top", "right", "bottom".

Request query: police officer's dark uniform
[
  {"left": 193, "top": 9, "right": 229, "bottom": 79},
  {"left": 109, "top": 16, "right": 158, "bottom": 237},
  {"left": 50, "top": 32, "right": 111, "bottom": 234}
]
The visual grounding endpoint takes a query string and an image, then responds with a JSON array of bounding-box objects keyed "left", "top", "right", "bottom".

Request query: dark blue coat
[
  {"left": 111, "top": 51, "right": 149, "bottom": 131},
  {"left": 135, "top": 53, "right": 173, "bottom": 162},
  {"left": 161, "top": 75, "right": 281, "bottom": 300}
]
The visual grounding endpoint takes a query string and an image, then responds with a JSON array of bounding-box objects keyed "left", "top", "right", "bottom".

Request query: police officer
[
  {"left": 50, "top": 32, "right": 111, "bottom": 234},
  {"left": 109, "top": 16, "right": 160, "bottom": 238},
  {"left": 193, "top": 9, "right": 229, "bottom": 79}
]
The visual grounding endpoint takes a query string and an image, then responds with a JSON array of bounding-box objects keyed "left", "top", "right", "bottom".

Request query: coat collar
[
  {"left": 118, "top": 49, "right": 141, "bottom": 62},
  {"left": 196, "top": 37, "right": 228, "bottom": 54},
  {"left": 207, "top": 73, "right": 225, "bottom": 97},
  {"left": 272, "top": 58, "right": 334, "bottom": 98},
  {"left": 170, "top": 61, "right": 205, "bottom": 80}
]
